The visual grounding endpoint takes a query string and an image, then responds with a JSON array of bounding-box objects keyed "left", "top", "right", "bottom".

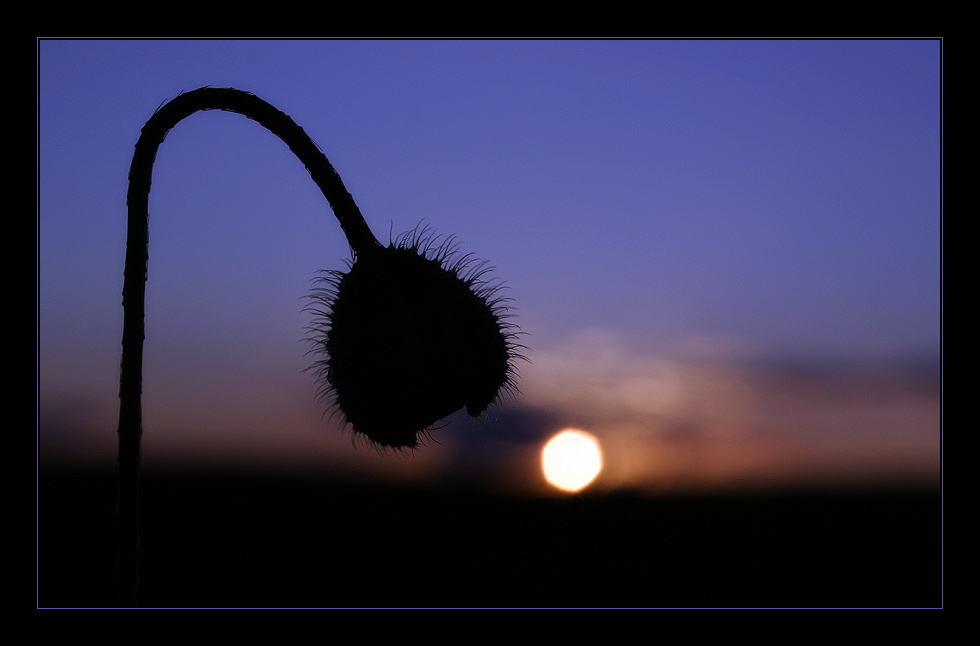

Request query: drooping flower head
[
  {"left": 307, "top": 226, "right": 525, "bottom": 449},
  {"left": 117, "top": 87, "right": 526, "bottom": 606},
  {"left": 121, "top": 87, "right": 526, "bottom": 454}
]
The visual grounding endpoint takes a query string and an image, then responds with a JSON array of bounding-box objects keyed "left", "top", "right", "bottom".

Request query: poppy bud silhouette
[
  {"left": 116, "top": 87, "right": 525, "bottom": 604},
  {"left": 308, "top": 226, "right": 523, "bottom": 449}
]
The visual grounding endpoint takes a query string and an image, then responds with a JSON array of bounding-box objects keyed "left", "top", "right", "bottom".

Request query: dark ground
[{"left": 37, "top": 465, "right": 943, "bottom": 609}]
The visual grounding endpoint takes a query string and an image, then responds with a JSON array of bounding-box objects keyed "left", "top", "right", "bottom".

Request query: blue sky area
[{"left": 37, "top": 38, "right": 942, "bottom": 494}]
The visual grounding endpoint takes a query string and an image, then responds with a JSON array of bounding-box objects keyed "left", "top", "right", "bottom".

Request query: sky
[{"left": 37, "top": 38, "right": 942, "bottom": 496}]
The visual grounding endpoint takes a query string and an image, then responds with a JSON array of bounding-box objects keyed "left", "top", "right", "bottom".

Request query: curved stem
[{"left": 116, "top": 87, "right": 380, "bottom": 605}]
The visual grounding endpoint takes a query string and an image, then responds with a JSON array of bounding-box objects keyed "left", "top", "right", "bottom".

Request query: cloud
[
  {"left": 509, "top": 327, "right": 940, "bottom": 492},
  {"left": 520, "top": 328, "right": 759, "bottom": 435}
]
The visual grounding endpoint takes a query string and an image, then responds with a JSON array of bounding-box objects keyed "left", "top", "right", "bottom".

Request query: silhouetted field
[{"left": 38, "top": 465, "right": 942, "bottom": 608}]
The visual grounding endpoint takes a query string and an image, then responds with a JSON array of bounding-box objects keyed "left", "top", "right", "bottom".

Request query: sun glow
[{"left": 542, "top": 429, "right": 603, "bottom": 493}]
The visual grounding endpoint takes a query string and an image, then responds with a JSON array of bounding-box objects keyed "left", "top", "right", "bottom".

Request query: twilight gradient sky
[{"left": 37, "top": 38, "right": 942, "bottom": 494}]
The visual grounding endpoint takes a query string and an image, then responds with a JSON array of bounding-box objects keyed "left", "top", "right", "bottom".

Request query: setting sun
[{"left": 542, "top": 429, "right": 603, "bottom": 493}]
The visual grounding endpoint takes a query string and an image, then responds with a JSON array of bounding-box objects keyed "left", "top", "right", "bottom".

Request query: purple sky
[{"left": 37, "top": 38, "right": 942, "bottom": 494}]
